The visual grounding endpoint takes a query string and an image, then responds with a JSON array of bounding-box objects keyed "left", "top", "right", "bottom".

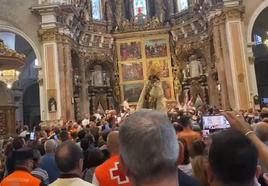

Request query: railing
[{"left": 38, "top": 0, "right": 73, "bottom": 5}]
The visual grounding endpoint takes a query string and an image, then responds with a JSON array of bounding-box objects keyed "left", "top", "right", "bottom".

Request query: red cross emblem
[{"left": 109, "top": 162, "right": 130, "bottom": 184}]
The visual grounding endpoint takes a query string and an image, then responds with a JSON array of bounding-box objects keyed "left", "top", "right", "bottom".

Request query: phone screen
[
  {"left": 202, "top": 115, "right": 230, "bottom": 130},
  {"left": 30, "top": 132, "right": 36, "bottom": 141}
]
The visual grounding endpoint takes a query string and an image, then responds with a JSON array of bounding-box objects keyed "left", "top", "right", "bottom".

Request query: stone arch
[
  {"left": 247, "top": 0, "right": 268, "bottom": 44},
  {"left": 0, "top": 24, "right": 42, "bottom": 67}
]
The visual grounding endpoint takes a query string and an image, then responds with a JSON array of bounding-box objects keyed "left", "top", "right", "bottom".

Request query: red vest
[{"left": 95, "top": 155, "right": 131, "bottom": 186}]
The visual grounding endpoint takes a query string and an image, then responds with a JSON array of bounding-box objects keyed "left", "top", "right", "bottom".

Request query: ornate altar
[
  {"left": 0, "top": 106, "right": 16, "bottom": 136},
  {"left": 115, "top": 32, "right": 175, "bottom": 106},
  {"left": 0, "top": 39, "right": 26, "bottom": 135}
]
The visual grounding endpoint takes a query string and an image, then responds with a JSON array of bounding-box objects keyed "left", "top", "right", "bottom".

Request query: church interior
[
  {"left": 0, "top": 0, "right": 267, "bottom": 134},
  {"left": 2, "top": 1, "right": 268, "bottom": 186}
]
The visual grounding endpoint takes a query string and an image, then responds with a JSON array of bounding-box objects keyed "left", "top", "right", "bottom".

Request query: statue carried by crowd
[{"left": 137, "top": 74, "right": 166, "bottom": 112}]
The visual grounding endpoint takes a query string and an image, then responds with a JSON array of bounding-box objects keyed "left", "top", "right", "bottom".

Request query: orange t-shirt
[
  {"left": 1, "top": 170, "right": 41, "bottom": 186},
  {"left": 94, "top": 155, "right": 131, "bottom": 186}
]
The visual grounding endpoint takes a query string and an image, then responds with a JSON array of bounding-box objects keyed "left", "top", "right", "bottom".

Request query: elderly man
[
  {"left": 40, "top": 139, "right": 59, "bottom": 183},
  {"left": 119, "top": 110, "right": 179, "bottom": 186},
  {"left": 49, "top": 141, "right": 95, "bottom": 186}
]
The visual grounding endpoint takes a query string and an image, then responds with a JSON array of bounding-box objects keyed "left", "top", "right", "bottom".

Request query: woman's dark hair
[
  {"left": 86, "top": 149, "right": 104, "bottom": 169},
  {"left": 191, "top": 139, "right": 206, "bottom": 157}
]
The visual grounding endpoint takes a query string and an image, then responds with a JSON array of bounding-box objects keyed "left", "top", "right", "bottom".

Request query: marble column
[
  {"left": 79, "top": 59, "right": 89, "bottom": 116},
  {"left": 63, "top": 41, "right": 75, "bottom": 120},
  {"left": 224, "top": 9, "right": 251, "bottom": 110},
  {"left": 212, "top": 16, "right": 231, "bottom": 110}
]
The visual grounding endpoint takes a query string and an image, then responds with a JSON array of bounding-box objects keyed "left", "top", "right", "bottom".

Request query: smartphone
[
  {"left": 202, "top": 115, "right": 230, "bottom": 130},
  {"left": 30, "top": 132, "right": 36, "bottom": 141}
]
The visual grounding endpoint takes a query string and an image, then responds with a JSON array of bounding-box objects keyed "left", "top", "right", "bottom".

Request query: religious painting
[
  {"left": 162, "top": 81, "right": 172, "bottom": 100},
  {"left": 121, "top": 63, "right": 144, "bottom": 81},
  {"left": 133, "top": 0, "right": 147, "bottom": 16},
  {"left": 145, "top": 39, "right": 168, "bottom": 58},
  {"left": 147, "top": 59, "right": 169, "bottom": 78},
  {"left": 47, "top": 89, "right": 57, "bottom": 113},
  {"left": 123, "top": 83, "right": 144, "bottom": 103},
  {"left": 120, "top": 42, "right": 142, "bottom": 61}
]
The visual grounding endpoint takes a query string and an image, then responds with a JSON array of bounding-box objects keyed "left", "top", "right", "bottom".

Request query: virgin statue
[{"left": 137, "top": 75, "right": 167, "bottom": 112}]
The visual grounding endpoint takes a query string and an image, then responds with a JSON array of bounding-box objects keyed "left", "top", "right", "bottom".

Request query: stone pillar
[
  {"left": 79, "top": 59, "right": 89, "bottom": 116},
  {"left": 224, "top": 7, "right": 251, "bottom": 110},
  {"left": 56, "top": 37, "right": 75, "bottom": 121},
  {"left": 33, "top": 5, "right": 76, "bottom": 121},
  {"left": 212, "top": 15, "right": 231, "bottom": 110},
  {"left": 202, "top": 41, "right": 220, "bottom": 107}
]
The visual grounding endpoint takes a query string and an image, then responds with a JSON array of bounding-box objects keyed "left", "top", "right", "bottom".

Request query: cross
[{"left": 110, "top": 162, "right": 130, "bottom": 184}]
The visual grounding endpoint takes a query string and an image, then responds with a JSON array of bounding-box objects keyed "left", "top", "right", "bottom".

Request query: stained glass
[
  {"left": 133, "top": 0, "right": 147, "bottom": 16},
  {"left": 92, "top": 0, "right": 101, "bottom": 20},
  {"left": 177, "top": 0, "right": 188, "bottom": 12}
]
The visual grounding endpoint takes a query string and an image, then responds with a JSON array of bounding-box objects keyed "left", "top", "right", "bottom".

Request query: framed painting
[
  {"left": 121, "top": 63, "right": 144, "bottom": 81},
  {"left": 147, "top": 59, "right": 169, "bottom": 78},
  {"left": 120, "top": 41, "right": 142, "bottom": 61},
  {"left": 123, "top": 83, "right": 144, "bottom": 103},
  {"left": 162, "top": 81, "right": 172, "bottom": 100},
  {"left": 145, "top": 39, "right": 168, "bottom": 58}
]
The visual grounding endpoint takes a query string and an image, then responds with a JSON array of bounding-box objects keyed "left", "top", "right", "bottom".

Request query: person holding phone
[{"left": 223, "top": 112, "right": 268, "bottom": 171}]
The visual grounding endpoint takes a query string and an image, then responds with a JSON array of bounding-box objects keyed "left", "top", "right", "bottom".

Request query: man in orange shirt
[
  {"left": 92, "top": 131, "right": 131, "bottom": 186},
  {"left": 178, "top": 115, "right": 201, "bottom": 152},
  {"left": 1, "top": 148, "right": 42, "bottom": 186}
]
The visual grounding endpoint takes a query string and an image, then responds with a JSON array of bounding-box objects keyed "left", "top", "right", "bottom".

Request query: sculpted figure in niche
[{"left": 188, "top": 55, "right": 203, "bottom": 78}]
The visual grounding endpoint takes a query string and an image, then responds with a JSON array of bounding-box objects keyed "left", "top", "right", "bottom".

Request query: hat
[{"left": 14, "top": 148, "right": 34, "bottom": 161}]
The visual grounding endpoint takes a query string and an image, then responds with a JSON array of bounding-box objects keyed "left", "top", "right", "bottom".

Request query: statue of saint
[
  {"left": 137, "top": 75, "right": 166, "bottom": 112},
  {"left": 188, "top": 55, "right": 203, "bottom": 78}
]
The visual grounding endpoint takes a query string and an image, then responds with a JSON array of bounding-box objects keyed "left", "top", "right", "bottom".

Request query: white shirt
[
  {"left": 49, "top": 178, "right": 95, "bottom": 186},
  {"left": 82, "top": 118, "right": 90, "bottom": 128}
]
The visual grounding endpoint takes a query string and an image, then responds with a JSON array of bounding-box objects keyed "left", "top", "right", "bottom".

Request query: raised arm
[{"left": 223, "top": 112, "right": 268, "bottom": 170}]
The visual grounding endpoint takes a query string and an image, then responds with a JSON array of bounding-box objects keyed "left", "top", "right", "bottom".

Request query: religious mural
[
  {"left": 121, "top": 63, "right": 144, "bottom": 81},
  {"left": 145, "top": 39, "right": 167, "bottom": 58},
  {"left": 147, "top": 59, "right": 169, "bottom": 78},
  {"left": 123, "top": 83, "right": 144, "bottom": 102},
  {"left": 120, "top": 42, "right": 142, "bottom": 61}
]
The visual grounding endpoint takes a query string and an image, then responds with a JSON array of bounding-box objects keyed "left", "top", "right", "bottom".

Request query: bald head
[
  {"left": 44, "top": 139, "right": 57, "bottom": 154},
  {"left": 55, "top": 141, "right": 83, "bottom": 173},
  {"left": 255, "top": 122, "right": 268, "bottom": 142},
  {"left": 107, "top": 131, "right": 119, "bottom": 155}
]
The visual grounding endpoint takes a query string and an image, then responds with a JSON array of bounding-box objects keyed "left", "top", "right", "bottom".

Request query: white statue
[{"left": 188, "top": 55, "right": 203, "bottom": 78}]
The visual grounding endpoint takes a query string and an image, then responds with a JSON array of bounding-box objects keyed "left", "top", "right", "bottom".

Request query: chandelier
[{"left": 0, "top": 39, "right": 25, "bottom": 88}]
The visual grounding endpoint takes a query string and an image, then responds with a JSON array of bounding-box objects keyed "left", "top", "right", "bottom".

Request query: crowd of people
[{"left": 0, "top": 105, "right": 268, "bottom": 186}]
